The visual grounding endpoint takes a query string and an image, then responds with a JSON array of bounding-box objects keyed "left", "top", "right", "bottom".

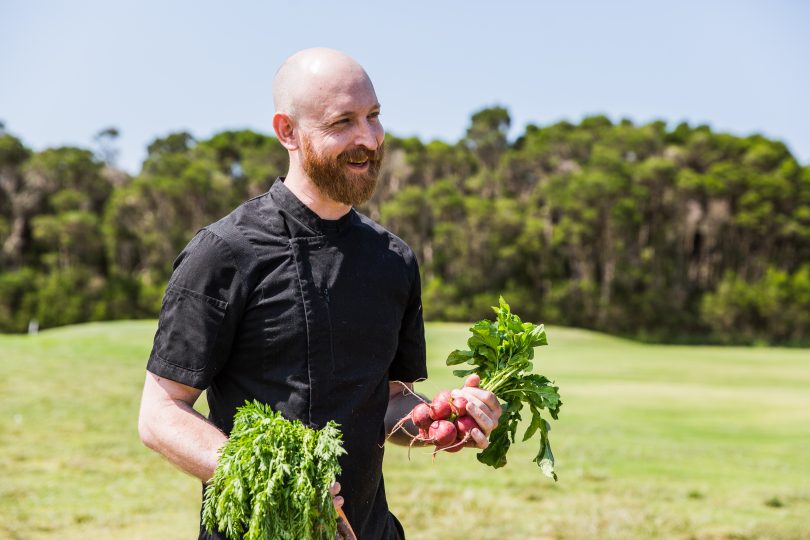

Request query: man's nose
[{"left": 354, "top": 119, "right": 382, "bottom": 150}]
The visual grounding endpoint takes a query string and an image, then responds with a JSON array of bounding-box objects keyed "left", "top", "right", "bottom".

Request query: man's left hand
[
  {"left": 451, "top": 375, "right": 502, "bottom": 449},
  {"left": 330, "top": 482, "right": 343, "bottom": 510}
]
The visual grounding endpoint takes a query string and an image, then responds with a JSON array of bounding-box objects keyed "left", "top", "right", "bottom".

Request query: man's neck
[{"left": 282, "top": 172, "right": 352, "bottom": 220}]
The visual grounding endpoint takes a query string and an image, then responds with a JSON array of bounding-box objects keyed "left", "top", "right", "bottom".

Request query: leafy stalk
[
  {"left": 202, "top": 401, "right": 346, "bottom": 540},
  {"left": 446, "top": 296, "right": 561, "bottom": 480}
]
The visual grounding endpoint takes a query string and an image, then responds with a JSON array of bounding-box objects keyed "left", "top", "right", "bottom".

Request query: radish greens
[{"left": 446, "top": 297, "right": 561, "bottom": 479}]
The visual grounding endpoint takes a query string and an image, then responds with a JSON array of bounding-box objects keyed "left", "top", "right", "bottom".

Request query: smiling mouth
[
  {"left": 341, "top": 145, "right": 382, "bottom": 171},
  {"left": 346, "top": 158, "right": 370, "bottom": 169}
]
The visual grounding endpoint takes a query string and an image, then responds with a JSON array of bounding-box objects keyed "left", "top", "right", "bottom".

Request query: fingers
[
  {"left": 330, "top": 482, "right": 344, "bottom": 510},
  {"left": 469, "top": 427, "right": 489, "bottom": 449},
  {"left": 430, "top": 379, "right": 501, "bottom": 455},
  {"left": 463, "top": 387, "right": 503, "bottom": 418},
  {"left": 451, "top": 388, "right": 502, "bottom": 437},
  {"left": 465, "top": 398, "right": 497, "bottom": 436}
]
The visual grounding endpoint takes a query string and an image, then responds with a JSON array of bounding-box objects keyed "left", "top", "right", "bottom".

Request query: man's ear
[{"left": 273, "top": 112, "right": 298, "bottom": 150}]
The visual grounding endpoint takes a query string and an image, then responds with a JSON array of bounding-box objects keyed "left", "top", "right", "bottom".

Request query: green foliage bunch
[
  {"left": 447, "top": 297, "right": 561, "bottom": 479},
  {"left": 202, "top": 401, "right": 345, "bottom": 540},
  {"left": 702, "top": 265, "right": 810, "bottom": 345},
  {"left": 2, "top": 115, "right": 810, "bottom": 345}
]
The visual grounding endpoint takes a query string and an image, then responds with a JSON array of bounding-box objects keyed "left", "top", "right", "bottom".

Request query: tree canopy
[{"left": 1, "top": 111, "right": 808, "bottom": 345}]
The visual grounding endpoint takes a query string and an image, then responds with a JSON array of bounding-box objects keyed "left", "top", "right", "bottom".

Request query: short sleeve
[
  {"left": 146, "top": 229, "right": 247, "bottom": 389},
  {"left": 388, "top": 256, "right": 427, "bottom": 383}
]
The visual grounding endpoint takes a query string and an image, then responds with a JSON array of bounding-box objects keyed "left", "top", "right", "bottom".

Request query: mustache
[{"left": 338, "top": 143, "right": 385, "bottom": 163}]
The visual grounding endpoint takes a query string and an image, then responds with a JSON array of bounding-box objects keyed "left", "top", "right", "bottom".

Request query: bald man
[{"left": 138, "top": 48, "right": 501, "bottom": 539}]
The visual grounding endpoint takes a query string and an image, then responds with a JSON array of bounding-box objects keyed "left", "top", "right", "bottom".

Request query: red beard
[{"left": 301, "top": 136, "right": 384, "bottom": 206}]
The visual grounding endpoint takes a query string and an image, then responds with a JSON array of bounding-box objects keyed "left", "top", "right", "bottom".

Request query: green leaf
[
  {"left": 504, "top": 352, "right": 530, "bottom": 369},
  {"left": 529, "top": 324, "right": 548, "bottom": 347},
  {"left": 506, "top": 318, "right": 525, "bottom": 334},
  {"left": 477, "top": 423, "right": 510, "bottom": 468},
  {"left": 534, "top": 419, "right": 557, "bottom": 481},
  {"left": 469, "top": 321, "right": 501, "bottom": 350},
  {"left": 522, "top": 408, "right": 543, "bottom": 442},
  {"left": 446, "top": 349, "right": 474, "bottom": 366},
  {"left": 476, "top": 345, "right": 498, "bottom": 365},
  {"left": 537, "top": 450, "right": 557, "bottom": 481}
]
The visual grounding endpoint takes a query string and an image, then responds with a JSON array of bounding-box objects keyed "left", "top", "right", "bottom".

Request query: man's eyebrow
[{"left": 330, "top": 103, "right": 382, "bottom": 119}]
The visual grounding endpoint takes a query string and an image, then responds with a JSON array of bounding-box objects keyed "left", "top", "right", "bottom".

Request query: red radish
[
  {"left": 386, "top": 396, "right": 435, "bottom": 441},
  {"left": 455, "top": 415, "right": 478, "bottom": 440},
  {"left": 428, "top": 420, "right": 457, "bottom": 447},
  {"left": 451, "top": 396, "right": 468, "bottom": 417},
  {"left": 434, "top": 389, "right": 452, "bottom": 402},
  {"left": 411, "top": 403, "right": 433, "bottom": 429},
  {"left": 445, "top": 428, "right": 467, "bottom": 453},
  {"left": 437, "top": 415, "right": 479, "bottom": 454},
  {"left": 391, "top": 378, "right": 486, "bottom": 457},
  {"left": 431, "top": 392, "right": 453, "bottom": 421},
  {"left": 431, "top": 400, "right": 452, "bottom": 421}
]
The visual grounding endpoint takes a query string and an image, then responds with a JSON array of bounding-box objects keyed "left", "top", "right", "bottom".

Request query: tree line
[{"left": 1, "top": 109, "right": 809, "bottom": 344}]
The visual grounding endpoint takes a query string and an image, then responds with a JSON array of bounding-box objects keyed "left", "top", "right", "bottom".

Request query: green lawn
[{"left": 1, "top": 321, "right": 808, "bottom": 539}]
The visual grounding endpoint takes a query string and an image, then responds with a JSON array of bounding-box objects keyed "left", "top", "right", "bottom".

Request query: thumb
[{"left": 464, "top": 374, "right": 481, "bottom": 388}]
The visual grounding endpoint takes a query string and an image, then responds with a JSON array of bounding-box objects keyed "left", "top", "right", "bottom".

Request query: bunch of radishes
[{"left": 395, "top": 375, "right": 482, "bottom": 453}]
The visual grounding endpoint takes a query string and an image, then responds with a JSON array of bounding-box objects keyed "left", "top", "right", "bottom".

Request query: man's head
[{"left": 272, "top": 48, "right": 384, "bottom": 206}]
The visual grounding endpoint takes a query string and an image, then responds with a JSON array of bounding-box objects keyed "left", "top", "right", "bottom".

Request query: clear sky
[{"left": 2, "top": 0, "right": 808, "bottom": 174}]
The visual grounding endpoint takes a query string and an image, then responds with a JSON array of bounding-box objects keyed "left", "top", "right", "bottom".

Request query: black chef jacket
[{"left": 146, "top": 178, "right": 427, "bottom": 539}]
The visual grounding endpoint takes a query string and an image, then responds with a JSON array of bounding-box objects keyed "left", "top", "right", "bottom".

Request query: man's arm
[
  {"left": 138, "top": 372, "right": 227, "bottom": 483},
  {"left": 139, "top": 372, "right": 346, "bottom": 510},
  {"left": 385, "top": 381, "right": 426, "bottom": 445}
]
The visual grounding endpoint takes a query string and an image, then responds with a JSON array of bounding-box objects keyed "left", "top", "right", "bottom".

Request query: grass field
[{"left": 1, "top": 321, "right": 808, "bottom": 540}]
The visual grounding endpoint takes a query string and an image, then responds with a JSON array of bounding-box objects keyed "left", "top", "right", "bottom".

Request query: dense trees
[
  {"left": 377, "top": 111, "right": 810, "bottom": 345},
  {"left": 1, "top": 112, "right": 808, "bottom": 344}
]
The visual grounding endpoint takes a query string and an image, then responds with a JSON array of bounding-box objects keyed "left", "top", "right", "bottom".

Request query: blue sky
[{"left": 2, "top": 0, "right": 808, "bottom": 174}]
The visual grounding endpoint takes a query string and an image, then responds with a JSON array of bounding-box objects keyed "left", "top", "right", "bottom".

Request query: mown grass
[{"left": 1, "top": 321, "right": 808, "bottom": 539}]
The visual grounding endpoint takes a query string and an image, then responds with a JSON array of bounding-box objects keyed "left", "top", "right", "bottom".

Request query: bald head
[
  {"left": 271, "top": 48, "right": 385, "bottom": 210},
  {"left": 273, "top": 48, "right": 376, "bottom": 121}
]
